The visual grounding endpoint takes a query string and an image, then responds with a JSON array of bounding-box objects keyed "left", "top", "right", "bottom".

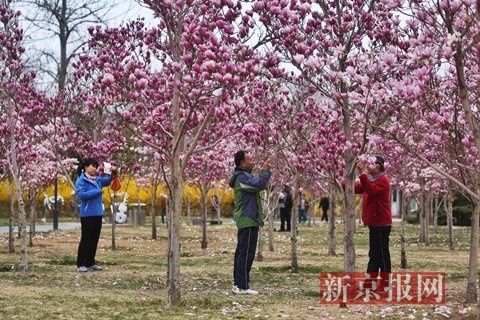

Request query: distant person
[
  {"left": 319, "top": 196, "right": 330, "bottom": 223},
  {"left": 75, "top": 158, "right": 117, "bottom": 273},
  {"left": 229, "top": 150, "right": 271, "bottom": 295},
  {"left": 278, "top": 185, "right": 292, "bottom": 231},
  {"left": 298, "top": 191, "right": 309, "bottom": 223}
]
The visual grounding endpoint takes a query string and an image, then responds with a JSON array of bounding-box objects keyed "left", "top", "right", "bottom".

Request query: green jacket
[{"left": 228, "top": 167, "right": 272, "bottom": 229}]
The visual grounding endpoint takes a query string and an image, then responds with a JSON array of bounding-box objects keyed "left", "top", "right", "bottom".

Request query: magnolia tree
[
  {"left": 369, "top": 1, "right": 480, "bottom": 302},
  {"left": 125, "top": 143, "right": 166, "bottom": 240},
  {"left": 72, "top": 0, "right": 274, "bottom": 306},
  {"left": 19, "top": 141, "right": 76, "bottom": 246},
  {"left": 239, "top": 79, "right": 346, "bottom": 271},
  {"left": 186, "top": 143, "right": 232, "bottom": 249},
  {"left": 0, "top": 3, "right": 47, "bottom": 275},
  {"left": 253, "top": 0, "right": 406, "bottom": 275},
  {"left": 365, "top": 137, "right": 452, "bottom": 270}
]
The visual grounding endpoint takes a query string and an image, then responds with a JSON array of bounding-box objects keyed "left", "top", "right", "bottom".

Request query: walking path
[{"left": 0, "top": 222, "right": 80, "bottom": 234}]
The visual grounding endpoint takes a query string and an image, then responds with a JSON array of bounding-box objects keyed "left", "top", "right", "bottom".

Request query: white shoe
[
  {"left": 88, "top": 264, "right": 102, "bottom": 271},
  {"left": 77, "top": 266, "right": 88, "bottom": 272},
  {"left": 245, "top": 289, "right": 258, "bottom": 295},
  {"left": 232, "top": 286, "right": 258, "bottom": 295}
]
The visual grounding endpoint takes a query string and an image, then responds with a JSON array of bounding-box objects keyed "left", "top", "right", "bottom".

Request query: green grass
[{"left": 0, "top": 222, "right": 478, "bottom": 319}]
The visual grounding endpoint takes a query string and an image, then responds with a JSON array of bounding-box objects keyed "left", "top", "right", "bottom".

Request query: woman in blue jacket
[{"left": 75, "top": 158, "right": 115, "bottom": 272}]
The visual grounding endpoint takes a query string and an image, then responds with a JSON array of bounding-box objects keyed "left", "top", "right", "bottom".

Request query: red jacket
[{"left": 355, "top": 173, "right": 392, "bottom": 226}]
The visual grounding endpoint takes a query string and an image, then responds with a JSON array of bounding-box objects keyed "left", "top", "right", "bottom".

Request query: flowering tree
[
  {"left": 241, "top": 80, "right": 346, "bottom": 271},
  {"left": 186, "top": 144, "right": 232, "bottom": 249},
  {"left": 371, "top": 1, "right": 480, "bottom": 302},
  {"left": 132, "top": 146, "right": 166, "bottom": 240},
  {"left": 19, "top": 141, "right": 76, "bottom": 246},
  {"left": 253, "top": 0, "right": 404, "bottom": 274},
  {"left": 0, "top": 2, "right": 46, "bottom": 275},
  {"left": 73, "top": 0, "right": 271, "bottom": 306}
]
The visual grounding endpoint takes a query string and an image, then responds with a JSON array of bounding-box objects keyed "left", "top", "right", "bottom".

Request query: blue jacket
[
  {"left": 228, "top": 167, "right": 271, "bottom": 228},
  {"left": 75, "top": 173, "right": 112, "bottom": 217}
]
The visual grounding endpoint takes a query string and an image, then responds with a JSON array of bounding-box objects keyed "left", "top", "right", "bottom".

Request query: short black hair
[
  {"left": 375, "top": 155, "right": 385, "bottom": 172},
  {"left": 77, "top": 157, "right": 99, "bottom": 176},
  {"left": 234, "top": 150, "right": 248, "bottom": 167}
]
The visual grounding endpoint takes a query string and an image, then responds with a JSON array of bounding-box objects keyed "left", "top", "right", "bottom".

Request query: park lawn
[{"left": 0, "top": 222, "right": 478, "bottom": 319}]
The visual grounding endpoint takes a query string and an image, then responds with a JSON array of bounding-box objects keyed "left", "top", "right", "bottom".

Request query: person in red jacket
[{"left": 355, "top": 155, "right": 392, "bottom": 278}]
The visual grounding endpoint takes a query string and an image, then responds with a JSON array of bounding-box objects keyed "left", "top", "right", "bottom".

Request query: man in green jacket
[{"left": 229, "top": 150, "right": 271, "bottom": 295}]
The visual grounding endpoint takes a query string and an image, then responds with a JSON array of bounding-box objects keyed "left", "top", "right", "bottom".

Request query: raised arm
[
  {"left": 237, "top": 170, "right": 272, "bottom": 193},
  {"left": 98, "top": 175, "right": 113, "bottom": 188}
]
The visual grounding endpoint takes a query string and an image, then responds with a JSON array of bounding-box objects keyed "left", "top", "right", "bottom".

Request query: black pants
[
  {"left": 367, "top": 226, "right": 391, "bottom": 274},
  {"left": 321, "top": 207, "right": 329, "bottom": 222},
  {"left": 77, "top": 216, "right": 103, "bottom": 268},
  {"left": 233, "top": 227, "right": 259, "bottom": 290},
  {"left": 280, "top": 209, "right": 291, "bottom": 231}
]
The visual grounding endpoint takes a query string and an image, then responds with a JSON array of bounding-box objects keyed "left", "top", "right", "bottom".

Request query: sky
[
  {"left": 13, "top": 0, "right": 156, "bottom": 89},
  {"left": 104, "top": 1, "right": 156, "bottom": 26}
]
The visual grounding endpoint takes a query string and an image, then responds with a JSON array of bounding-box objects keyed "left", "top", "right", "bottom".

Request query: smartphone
[{"left": 103, "top": 162, "right": 112, "bottom": 175}]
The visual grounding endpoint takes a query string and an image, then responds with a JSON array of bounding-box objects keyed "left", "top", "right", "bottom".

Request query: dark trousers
[
  {"left": 321, "top": 207, "right": 329, "bottom": 222},
  {"left": 367, "top": 226, "right": 391, "bottom": 274},
  {"left": 280, "top": 209, "right": 291, "bottom": 231},
  {"left": 77, "top": 216, "right": 103, "bottom": 268},
  {"left": 299, "top": 209, "right": 307, "bottom": 222},
  {"left": 233, "top": 227, "right": 259, "bottom": 290}
]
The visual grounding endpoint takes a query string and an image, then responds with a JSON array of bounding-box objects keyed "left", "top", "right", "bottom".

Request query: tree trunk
[
  {"left": 200, "top": 183, "right": 208, "bottom": 249},
  {"left": 425, "top": 194, "right": 430, "bottom": 246},
  {"left": 162, "top": 197, "right": 166, "bottom": 224},
  {"left": 15, "top": 187, "right": 28, "bottom": 276},
  {"left": 8, "top": 180, "right": 15, "bottom": 253},
  {"left": 400, "top": 193, "right": 407, "bottom": 269},
  {"left": 28, "top": 192, "right": 36, "bottom": 247},
  {"left": 111, "top": 194, "right": 117, "bottom": 251},
  {"left": 167, "top": 41, "right": 184, "bottom": 303},
  {"left": 444, "top": 192, "right": 454, "bottom": 250},
  {"left": 419, "top": 191, "right": 426, "bottom": 246},
  {"left": 466, "top": 199, "right": 479, "bottom": 303},
  {"left": 343, "top": 153, "right": 357, "bottom": 273},
  {"left": 167, "top": 163, "right": 183, "bottom": 307},
  {"left": 433, "top": 195, "right": 438, "bottom": 233},
  {"left": 308, "top": 202, "right": 312, "bottom": 226},
  {"left": 256, "top": 225, "right": 264, "bottom": 262},
  {"left": 312, "top": 201, "right": 316, "bottom": 226},
  {"left": 353, "top": 202, "right": 357, "bottom": 234},
  {"left": 6, "top": 107, "right": 28, "bottom": 275},
  {"left": 290, "top": 177, "right": 300, "bottom": 273},
  {"left": 268, "top": 206, "right": 275, "bottom": 252},
  {"left": 17, "top": 208, "right": 21, "bottom": 239},
  {"left": 328, "top": 186, "right": 337, "bottom": 256},
  {"left": 151, "top": 185, "right": 157, "bottom": 240},
  {"left": 58, "top": 0, "right": 68, "bottom": 91}
]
